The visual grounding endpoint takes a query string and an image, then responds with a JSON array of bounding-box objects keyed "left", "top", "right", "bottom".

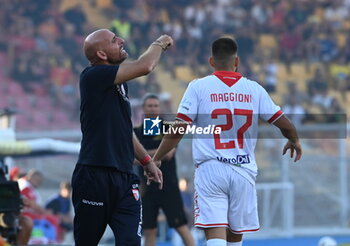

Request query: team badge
[{"left": 132, "top": 188, "right": 140, "bottom": 201}]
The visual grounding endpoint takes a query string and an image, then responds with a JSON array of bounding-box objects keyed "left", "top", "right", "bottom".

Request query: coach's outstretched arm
[
  {"left": 133, "top": 133, "right": 163, "bottom": 189},
  {"left": 115, "top": 35, "right": 174, "bottom": 83},
  {"left": 153, "top": 122, "right": 187, "bottom": 165},
  {"left": 273, "top": 115, "right": 302, "bottom": 162}
]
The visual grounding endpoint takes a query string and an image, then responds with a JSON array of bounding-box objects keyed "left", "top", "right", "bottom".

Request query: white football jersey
[{"left": 176, "top": 71, "right": 283, "bottom": 183}]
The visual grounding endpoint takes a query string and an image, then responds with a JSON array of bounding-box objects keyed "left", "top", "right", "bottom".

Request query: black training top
[{"left": 77, "top": 65, "right": 134, "bottom": 173}]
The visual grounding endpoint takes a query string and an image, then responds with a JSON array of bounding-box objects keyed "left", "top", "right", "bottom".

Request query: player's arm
[
  {"left": 258, "top": 84, "right": 302, "bottom": 162},
  {"left": 153, "top": 122, "right": 187, "bottom": 163},
  {"left": 145, "top": 148, "right": 176, "bottom": 161},
  {"left": 115, "top": 35, "right": 173, "bottom": 84},
  {"left": 133, "top": 132, "right": 163, "bottom": 189},
  {"left": 273, "top": 115, "right": 302, "bottom": 162}
]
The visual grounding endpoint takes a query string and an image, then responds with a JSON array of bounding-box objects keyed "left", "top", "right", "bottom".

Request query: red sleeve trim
[
  {"left": 176, "top": 113, "right": 193, "bottom": 123},
  {"left": 268, "top": 110, "right": 283, "bottom": 124}
]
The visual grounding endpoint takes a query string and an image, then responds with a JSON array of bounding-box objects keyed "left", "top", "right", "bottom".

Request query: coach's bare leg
[
  {"left": 226, "top": 229, "right": 243, "bottom": 244},
  {"left": 175, "top": 224, "right": 195, "bottom": 246},
  {"left": 144, "top": 228, "right": 157, "bottom": 246},
  {"left": 204, "top": 227, "right": 226, "bottom": 245}
]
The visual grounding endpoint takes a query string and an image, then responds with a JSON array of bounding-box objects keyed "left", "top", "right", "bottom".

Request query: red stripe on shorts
[
  {"left": 231, "top": 228, "right": 260, "bottom": 233},
  {"left": 194, "top": 223, "right": 229, "bottom": 227}
]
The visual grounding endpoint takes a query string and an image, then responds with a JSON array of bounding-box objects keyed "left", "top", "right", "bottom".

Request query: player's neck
[{"left": 214, "top": 66, "right": 237, "bottom": 72}]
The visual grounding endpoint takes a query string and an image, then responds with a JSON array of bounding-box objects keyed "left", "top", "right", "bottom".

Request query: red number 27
[{"left": 211, "top": 108, "right": 253, "bottom": 149}]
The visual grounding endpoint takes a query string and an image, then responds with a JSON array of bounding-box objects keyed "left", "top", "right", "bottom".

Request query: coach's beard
[{"left": 108, "top": 56, "right": 127, "bottom": 65}]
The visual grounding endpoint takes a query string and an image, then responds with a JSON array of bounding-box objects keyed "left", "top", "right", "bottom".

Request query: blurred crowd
[
  {"left": 9, "top": 167, "right": 73, "bottom": 244},
  {"left": 111, "top": 0, "right": 349, "bottom": 124},
  {"left": 0, "top": 0, "right": 349, "bottom": 130},
  {"left": 0, "top": 0, "right": 87, "bottom": 130}
]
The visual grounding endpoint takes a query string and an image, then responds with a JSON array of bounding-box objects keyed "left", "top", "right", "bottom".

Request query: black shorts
[
  {"left": 72, "top": 164, "right": 141, "bottom": 246},
  {"left": 141, "top": 181, "right": 188, "bottom": 229}
]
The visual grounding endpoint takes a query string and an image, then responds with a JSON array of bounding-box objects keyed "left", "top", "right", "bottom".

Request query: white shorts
[{"left": 194, "top": 160, "right": 259, "bottom": 234}]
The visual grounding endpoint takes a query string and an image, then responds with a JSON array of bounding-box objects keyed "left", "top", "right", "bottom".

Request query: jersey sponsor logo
[
  {"left": 210, "top": 93, "right": 252, "bottom": 103},
  {"left": 143, "top": 116, "right": 161, "bottom": 135},
  {"left": 82, "top": 199, "right": 104, "bottom": 206},
  {"left": 216, "top": 155, "right": 250, "bottom": 165}
]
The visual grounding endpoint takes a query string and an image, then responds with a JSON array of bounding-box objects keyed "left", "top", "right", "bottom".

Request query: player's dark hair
[
  {"left": 142, "top": 93, "right": 159, "bottom": 106},
  {"left": 212, "top": 37, "right": 238, "bottom": 68}
]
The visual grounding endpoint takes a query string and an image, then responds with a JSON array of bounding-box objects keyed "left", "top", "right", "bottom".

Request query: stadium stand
[{"left": 0, "top": 0, "right": 349, "bottom": 129}]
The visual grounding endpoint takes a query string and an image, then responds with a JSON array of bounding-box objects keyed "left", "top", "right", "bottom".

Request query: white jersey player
[{"left": 154, "top": 37, "right": 302, "bottom": 246}]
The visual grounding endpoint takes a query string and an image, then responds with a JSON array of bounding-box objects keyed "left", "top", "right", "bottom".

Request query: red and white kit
[{"left": 176, "top": 71, "right": 283, "bottom": 233}]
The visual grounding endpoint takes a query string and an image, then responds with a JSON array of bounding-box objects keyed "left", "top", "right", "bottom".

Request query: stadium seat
[
  {"left": 259, "top": 34, "right": 277, "bottom": 49},
  {"left": 336, "top": 33, "right": 347, "bottom": 48},
  {"left": 16, "top": 114, "right": 30, "bottom": 130},
  {"left": 8, "top": 82, "right": 25, "bottom": 97},
  {"left": 276, "top": 63, "right": 288, "bottom": 94},
  {"left": 15, "top": 95, "right": 32, "bottom": 111},
  {"left": 35, "top": 96, "right": 54, "bottom": 111},
  {"left": 175, "top": 66, "right": 196, "bottom": 82},
  {"left": 32, "top": 111, "right": 51, "bottom": 129},
  {"left": 343, "top": 20, "right": 350, "bottom": 30},
  {"left": 270, "top": 93, "right": 282, "bottom": 105},
  {"left": 290, "top": 64, "right": 307, "bottom": 91},
  {"left": 96, "top": 0, "right": 112, "bottom": 8}
]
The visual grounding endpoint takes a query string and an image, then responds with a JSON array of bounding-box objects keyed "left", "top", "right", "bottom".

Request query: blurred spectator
[
  {"left": 110, "top": 12, "right": 131, "bottom": 40},
  {"left": 45, "top": 181, "right": 73, "bottom": 239},
  {"left": 307, "top": 67, "right": 328, "bottom": 97},
  {"left": 144, "top": 73, "right": 161, "bottom": 94},
  {"left": 9, "top": 166, "right": 20, "bottom": 181},
  {"left": 325, "top": 98, "right": 345, "bottom": 123},
  {"left": 311, "top": 84, "right": 334, "bottom": 110},
  {"left": 262, "top": 57, "right": 278, "bottom": 92},
  {"left": 235, "top": 28, "right": 255, "bottom": 58},
  {"left": 18, "top": 169, "right": 49, "bottom": 215},
  {"left": 318, "top": 31, "right": 338, "bottom": 62},
  {"left": 63, "top": 5, "right": 86, "bottom": 35},
  {"left": 283, "top": 81, "right": 308, "bottom": 105},
  {"left": 324, "top": 0, "right": 349, "bottom": 29},
  {"left": 283, "top": 95, "right": 306, "bottom": 126},
  {"left": 18, "top": 169, "right": 60, "bottom": 243}
]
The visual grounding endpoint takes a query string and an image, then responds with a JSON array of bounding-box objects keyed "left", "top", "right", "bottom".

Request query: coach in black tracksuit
[
  {"left": 71, "top": 29, "right": 173, "bottom": 246},
  {"left": 134, "top": 94, "right": 195, "bottom": 246}
]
